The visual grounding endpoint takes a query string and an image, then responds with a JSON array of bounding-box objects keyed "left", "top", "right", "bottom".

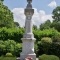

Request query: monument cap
[{"left": 27, "top": 0, "right": 32, "bottom": 3}]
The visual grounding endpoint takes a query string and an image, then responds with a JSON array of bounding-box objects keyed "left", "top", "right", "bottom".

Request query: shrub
[
  {"left": 33, "top": 28, "right": 60, "bottom": 42},
  {"left": 52, "top": 34, "right": 60, "bottom": 43},
  {"left": 14, "top": 43, "right": 22, "bottom": 56},
  {"left": 41, "top": 37, "right": 52, "bottom": 44},
  {"left": 0, "top": 27, "right": 24, "bottom": 42},
  {"left": 0, "top": 57, "right": 16, "bottom": 60},
  {"left": 37, "top": 37, "right": 52, "bottom": 56},
  {"left": 41, "top": 37, "right": 52, "bottom": 54},
  {"left": 49, "top": 43, "right": 60, "bottom": 57},
  {"left": 39, "top": 54, "right": 59, "bottom": 60},
  {"left": 0, "top": 40, "right": 6, "bottom": 56},
  {"left": 37, "top": 37, "right": 60, "bottom": 57},
  {"left": 0, "top": 28, "right": 60, "bottom": 43},
  {"left": 5, "top": 53, "right": 13, "bottom": 57},
  {"left": 0, "top": 40, "right": 22, "bottom": 56}
]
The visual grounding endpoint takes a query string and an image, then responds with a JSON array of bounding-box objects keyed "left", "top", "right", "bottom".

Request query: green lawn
[{"left": 0, "top": 57, "right": 16, "bottom": 60}]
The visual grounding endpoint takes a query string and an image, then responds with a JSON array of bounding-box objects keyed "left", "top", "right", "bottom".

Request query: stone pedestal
[{"left": 20, "top": 38, "right": 36, "bottom": 60}]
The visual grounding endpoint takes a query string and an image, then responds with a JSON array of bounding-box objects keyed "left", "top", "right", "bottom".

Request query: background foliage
[{"left": 0, "top": 1, "right": 15, "bottom": 28}]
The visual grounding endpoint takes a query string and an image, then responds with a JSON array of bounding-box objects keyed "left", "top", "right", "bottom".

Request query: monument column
[{"left": 20, "top": 0, "right": 36, "bottom": 60}]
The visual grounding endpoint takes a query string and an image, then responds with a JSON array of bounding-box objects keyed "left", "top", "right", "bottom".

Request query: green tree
[
  {"left": 51, "top": 6, "right": 60, "bottom": 31},
  {"left": 0, "top": 0, "right": 4, "bottom": 1},
  {"left": 40, "top": 20, "right": 51, "bottom": 30},
  {"left": 52, "top": 6, "right": 60, "bottom": 22},
  {"left": 14, "top": 22, "right": 20, "bottom": 28},
  {"left": 0, "top": 0, "right": 4, "bottom": 3},
  {"left": 33, "top": 25, "right": 37, "bottom": 30},
  {"left": 0, "top": 1, "right": 15, "bottom": 28},
  {"left": 51, "top": 21, "right": 60, "bottom": 32}
]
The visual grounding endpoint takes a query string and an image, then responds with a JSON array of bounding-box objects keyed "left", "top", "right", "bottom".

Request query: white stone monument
[{"left": 20, "top": 0, "right": 36, "bottom": 60}]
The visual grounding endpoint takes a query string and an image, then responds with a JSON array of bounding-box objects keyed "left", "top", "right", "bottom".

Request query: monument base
[
  {"left": 17, "top": 58, "right": 38, "bottom": 60},
  {"left": 20, "top": 53, "right": 36, "bottom": 60},
  {"left": 20, "top": 38, "right": 36, "bottom": 60}
]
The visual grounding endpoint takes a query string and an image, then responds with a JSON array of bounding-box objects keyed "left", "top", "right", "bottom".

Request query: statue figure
[
  {"left": 27, "top": 0, "right": 32, "bottom": 3},
  {"left": 26, "top": 0, "right": 32, "bottom": 9}
]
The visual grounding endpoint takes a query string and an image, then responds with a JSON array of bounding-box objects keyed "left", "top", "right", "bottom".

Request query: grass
[{"left": 0, "top": 57, "right": 16, "bottom": 60}]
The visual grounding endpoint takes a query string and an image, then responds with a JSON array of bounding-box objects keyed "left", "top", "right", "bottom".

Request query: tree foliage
[
  {"left": 14, "top": 22, "right": 20, "bottom": 28},
  {"left": 0, "top": 27, "right": 24, "bottom": 42},
  {"left": 39, "top": 6, "right": 60, "bottom": 31},
  {"left": 51, "top": 21, "right": 60, "bottom": 32},
  {"left": 0, "top": 40, "right": 22, "bottom": 56},
  {"left": 0, "top": 0, "right": 4, "bottom": 2},
  {"left": 40, "top": 20, "right": 51, "bottom": 30},
  {"left": 52, "top": 6, "right": 60, "bottom": 22},
  {"left": 50, "top": 6, "right": 60, "bottom": 32},
  {"left": 33, "top": 25, "right": 37, "bottom": 30},
  {"left": 0, "top": 2, "right": 15, "bottom": 28}
]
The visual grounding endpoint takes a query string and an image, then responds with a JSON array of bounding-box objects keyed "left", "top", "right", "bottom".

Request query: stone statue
[
  {"left": 26, "top": 0, "right": 32, "bottom": 9},
  {"left": 27, "top": 0, "right": 32, "bottom": 3}
]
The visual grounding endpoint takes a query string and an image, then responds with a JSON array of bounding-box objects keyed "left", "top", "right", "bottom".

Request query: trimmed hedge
[
  {"left": 39, "top": 54, "right": 59, "bottom": 60},
  {"left": 5, "top": 53, "right": 13, "bottom": 57},
  {"left": 0, "top": 57, "right": 16, "bottom": 60}
]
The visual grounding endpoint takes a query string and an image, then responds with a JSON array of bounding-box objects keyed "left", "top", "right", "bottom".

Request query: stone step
[{"left": 16, "top": 57, "right": 38, "bottom": 60}]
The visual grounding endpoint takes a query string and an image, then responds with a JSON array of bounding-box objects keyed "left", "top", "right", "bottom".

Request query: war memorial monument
[{"left": 18, "top": 0, "right": 36, "bottom": 60}]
